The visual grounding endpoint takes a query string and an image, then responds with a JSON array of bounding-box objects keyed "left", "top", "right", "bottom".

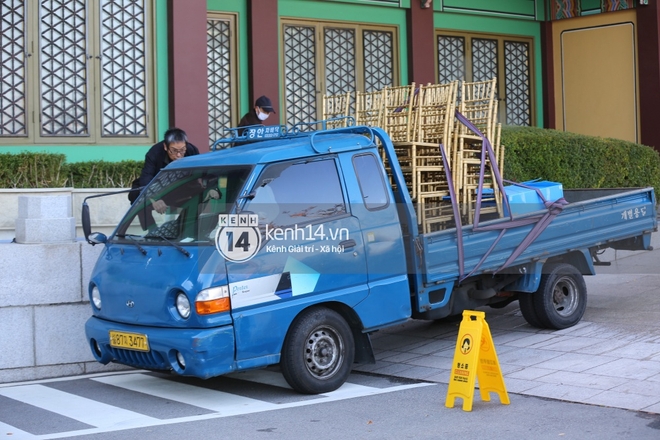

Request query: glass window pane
[
  {"left": 283, "top": 25, "right": 317, "bottom": 129},
  {"left": 353, "top": 153, "right": 389, "bottom": 210},
  {"left": 325, "top": 27, "right": 356, "bottom": 96},
  {"left": 363, "top": 30, "right": 394, "bottom": 92},
  {"left": 438, "top": 35, "right": 465, "bottom": 84},
  {"left": 504, "top": 40, "right": 531, "bottom": 126},
  {"left": 116, "top": 166, "right": 251, "bottom": 243},
  {"left": 38, "top": 0, "right": 89, "bottom": 136},
  {"left": 472, "top": 38, "right": 498, "bottom": 83},
  {"left": 207, "top": 17, "right": 233, "bottom": 146},
  {"left": 0, "top": 0, "right": 27, "bottom": 136},
  {"left": 245, "top": 159, "right": 346, "bottom": 228},
  {"left": 99, "top": 0, "right": 148, "bottom": 137}
]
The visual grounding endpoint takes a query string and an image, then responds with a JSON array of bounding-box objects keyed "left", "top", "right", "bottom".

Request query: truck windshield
[{"left": 113, "top": 166, "right": 251, "bottom": 244}]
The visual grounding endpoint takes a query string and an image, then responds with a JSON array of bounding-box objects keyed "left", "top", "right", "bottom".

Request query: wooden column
[
  {"left": 247, "top": 0, "right": 280, "bottom": 125},
  {"left": 407, "top": 2, "right": 436, "bottom": 86},
  {"left": 540, "top": 21, "right": 555, "bottom": 129},
  {"left": 169, "top": 0, "right": 210, "bottom": 152},
  {"left": 637, "top": 3, "right": 660, "bottom": 151}
]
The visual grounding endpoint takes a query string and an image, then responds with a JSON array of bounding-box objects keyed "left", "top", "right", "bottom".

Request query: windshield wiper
[
  {"left": 116, "top": 234, "right": 147, "bottom": 256},
  {"left": 152, "top": 232, "right": 191, "bottom": 257}
]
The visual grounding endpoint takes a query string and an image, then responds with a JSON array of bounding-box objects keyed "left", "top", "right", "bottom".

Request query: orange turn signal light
[{"left": 195, "top": 297, "right": 230, "bottom": 315}]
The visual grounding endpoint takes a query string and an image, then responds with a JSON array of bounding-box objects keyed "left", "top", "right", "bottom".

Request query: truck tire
[
  {"left": 532, "top": 263, "right": 587, "bottom": 330},
  {"left": 518, "top": 293, "right": 545, "bottom": 328},
  {"left": 280, "top": 307, "right": 355, "bottom": 394}
]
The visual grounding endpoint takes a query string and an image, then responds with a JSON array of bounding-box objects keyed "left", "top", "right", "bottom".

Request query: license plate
[{"left": 109, "top": 330, "right": 150, "bottom": 352}]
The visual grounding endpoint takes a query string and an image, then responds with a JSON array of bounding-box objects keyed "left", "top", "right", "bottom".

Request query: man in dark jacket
[
  {"left": 129, "top": 127, "right": 199, "bottom": 207},
  {"left": 234, "top": 96, "right": 276, "bottom": 146}
]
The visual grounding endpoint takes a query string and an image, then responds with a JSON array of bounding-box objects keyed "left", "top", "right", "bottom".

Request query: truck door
[
  {"left": 337, "top": 151, "right": 411, "bottom": 328},
  {"left": 223, "top": 156, "right": 368, "bottom": 365}
]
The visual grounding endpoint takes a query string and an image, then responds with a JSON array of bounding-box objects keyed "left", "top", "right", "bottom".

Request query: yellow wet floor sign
[{"left": 445, "top": 310, "right": 509, "bottom": 411}]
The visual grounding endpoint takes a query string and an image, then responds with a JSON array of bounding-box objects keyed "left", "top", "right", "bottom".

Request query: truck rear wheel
[
  {"left": 532, "top": 263, "right": 587, "bottom": 329},
  {"left": 281, "top": 307, "right": 355, "bottom": 394},
  {"left": 518, "top": 293, "right": 545, "bottom": 328}
]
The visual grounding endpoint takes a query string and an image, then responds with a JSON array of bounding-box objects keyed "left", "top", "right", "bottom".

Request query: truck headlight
[
  {"left": 195, "top": 285, "right": 230, "bottom": 315},
  {"left": 91, "top": 286, "right": 102, "bottom": 309},
  {"left": 176, "top": 293, "right": 191, "bottom": 319}
]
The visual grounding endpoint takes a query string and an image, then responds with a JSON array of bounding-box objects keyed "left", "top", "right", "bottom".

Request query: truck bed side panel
[{"left": 421, "top": 187, "right": 657, "bottom": 285}]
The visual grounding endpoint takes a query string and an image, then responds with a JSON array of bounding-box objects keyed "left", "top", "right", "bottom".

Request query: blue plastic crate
[{"left": 502, "top": 180, "right": 563, "bottom": 216}]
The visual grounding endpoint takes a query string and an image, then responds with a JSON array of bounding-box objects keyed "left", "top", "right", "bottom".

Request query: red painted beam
[
  {"left": 247, "top": 0, "right": 280, "bottom": 125},
  {"left": 637, "top": 3, "right": 660, "bottom": 151},
  {"left": 169, "top": 0, "right": 210, "bottom": 151},
  {"left": 407, "top": 3, "right": 436, "bottom": 86}
]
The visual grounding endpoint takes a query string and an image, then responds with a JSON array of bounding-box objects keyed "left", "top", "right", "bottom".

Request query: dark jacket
[
  {"left": 129, "top": 141, "right": 199, "bottom": 205},
  {"left": 237, "top": 110, "right": 262, "bottom": 136},
  {"left": 234, "top": 110, "right": 264, "bottom": 147},
  {"left": 137, "top": 141, "right": 199, "bottom": 187}
]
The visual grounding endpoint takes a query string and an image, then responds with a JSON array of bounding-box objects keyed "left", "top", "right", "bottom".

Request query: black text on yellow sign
[{"left": 445, "top": 310, "right": 509, "bottom": 412}]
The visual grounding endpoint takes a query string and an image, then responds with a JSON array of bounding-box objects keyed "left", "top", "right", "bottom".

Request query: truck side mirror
[
  {"left": 88, "top": 232, "right": 108, "bottom": 245},
  {"left": 82, "top": 202, "right": 92, "bottom": 242},
  {"left": 82, "top": 190, "right": 127, "bottom": 245},
  {"left": 82, "top": 201, "right": 107, "bottom": 245}
]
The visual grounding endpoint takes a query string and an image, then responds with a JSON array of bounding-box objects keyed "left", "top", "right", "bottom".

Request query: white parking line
[
  {"left": 92, "top": 373, "right": 278, "bottom": 415},
  {"left": 0, "top": 421, "right": 36, "bottom": 440},
  {"left": 0, "top": 371, "right": 436, "bottom": 440},
  {"left": 0, "top": 384, "right": 158, "bottom": 430}
]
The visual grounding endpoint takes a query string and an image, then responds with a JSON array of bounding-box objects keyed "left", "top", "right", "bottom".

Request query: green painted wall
[
  {"left": 434, "top": 12, "right": 544, "bottom": 127},
  {"left": 581, "top": 0, "right": 603, "bottom": 15},
  {"left": 441, "top": 0, "right": 538, "bottom": 18},
  {"left": 2, "top": 0, "right": 547, "bottom": 162},
  {"left": 1, "top": 2, "right": 170, "bottom": 163}
]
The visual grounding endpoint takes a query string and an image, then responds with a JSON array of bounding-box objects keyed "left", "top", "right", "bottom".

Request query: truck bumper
[{"left": 85, "top": 316, "right": 236, "bottom": 379}]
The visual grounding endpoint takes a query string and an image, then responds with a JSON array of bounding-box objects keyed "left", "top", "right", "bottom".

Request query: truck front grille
[{"left": 108, "top": 346, "right": 168, "bottom": 370}]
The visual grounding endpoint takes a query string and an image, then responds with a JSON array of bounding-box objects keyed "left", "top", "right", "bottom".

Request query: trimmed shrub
[
  {"left": 0, "top": 152, "right": 67, "bottom": 188},
  {"left": 501, "top": 126, "right": 660, "bottom": 196},
  {"left": 2, "top": 127, "right": 660, "bottom": 194},
  {"left": 66, "top": 160, "right": 142, "bottom": 188},
  {"left": 0, "top": 152, "right": 142, "bottom": 189}
]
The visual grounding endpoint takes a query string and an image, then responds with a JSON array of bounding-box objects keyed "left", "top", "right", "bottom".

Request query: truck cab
[{"left": 84, "top": 127, "right": 412, "bottom": 394}]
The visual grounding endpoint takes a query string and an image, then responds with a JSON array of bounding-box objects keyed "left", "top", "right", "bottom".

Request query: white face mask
[{"left": 257, "top": 110, "right": 270, "bottom": 121}]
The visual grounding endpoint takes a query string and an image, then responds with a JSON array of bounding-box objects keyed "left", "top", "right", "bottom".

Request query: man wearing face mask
[{"left": 235, "top": 95, "right": 276, "bottom": 145}]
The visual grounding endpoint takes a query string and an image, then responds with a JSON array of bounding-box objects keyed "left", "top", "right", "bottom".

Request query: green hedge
[
  {"left": 0, "top": 152, "right": 142, "bottom": 189},
  {"left": 501, "top": 126, "right": 660, "bottom": 196},
  {"left": 2, "top": 127, "right": 660, "bottom": 193},
  {"left": 66, "top": 160, "right": 142, "bottom": 188},
  {"left": 0, "top": 152, "right": 68, "bottom": 188}
]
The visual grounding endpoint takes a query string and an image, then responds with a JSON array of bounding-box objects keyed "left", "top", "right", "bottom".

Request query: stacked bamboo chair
[
  {"left": 380, "top": 83, "right": 418, "bottom": 194},
  {"left": 409, "top": 81, "right": 458, "bottom": 231},
  {"left": 452, "top": 78, "right": 502, "bottom": 223},
  {"left": 321, "top": 77, "right": 504, "bottom": 232},
  {"left": 321, "top": 91, "right": 352, "bottom": 128},
  {"left": 355, "top": 89, "right": 385, "bottom": 127}
]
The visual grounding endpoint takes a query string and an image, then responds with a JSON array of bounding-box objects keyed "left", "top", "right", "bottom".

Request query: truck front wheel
[
  {"left": 281, "top": 307, "right": 355, "bottom": 394},
  {"left": 532, "top": 263, "right": 587, "bottom": 330}
]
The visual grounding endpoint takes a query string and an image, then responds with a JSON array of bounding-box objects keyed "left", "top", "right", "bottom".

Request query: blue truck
[{"left": 82, "top": 124, "right": 657, "bottom": 394}]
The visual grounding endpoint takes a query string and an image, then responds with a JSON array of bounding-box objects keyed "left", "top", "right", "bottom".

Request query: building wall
[
  {"left": 0, "top": 2, "right": 172, "bottom": 164},
  {"left": 2, "top": 1, "right": 659, "bottom": 163}
]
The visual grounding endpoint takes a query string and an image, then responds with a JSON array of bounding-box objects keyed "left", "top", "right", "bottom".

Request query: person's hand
[
  {"left": 152, "top": 199, "right": 167, "bottom": 214},
  {"left": 203, "top": 189, "right": 222, "bottom": 202}
]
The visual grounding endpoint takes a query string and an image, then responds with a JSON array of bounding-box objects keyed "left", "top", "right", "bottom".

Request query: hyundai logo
[{"left": 126, "top": 300, "right": 135, "bottom": 308}]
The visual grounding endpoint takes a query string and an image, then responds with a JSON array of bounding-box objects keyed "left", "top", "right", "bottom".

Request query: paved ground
[{"left": 355, "top": 233, "right": 660, "bottom": 414}]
